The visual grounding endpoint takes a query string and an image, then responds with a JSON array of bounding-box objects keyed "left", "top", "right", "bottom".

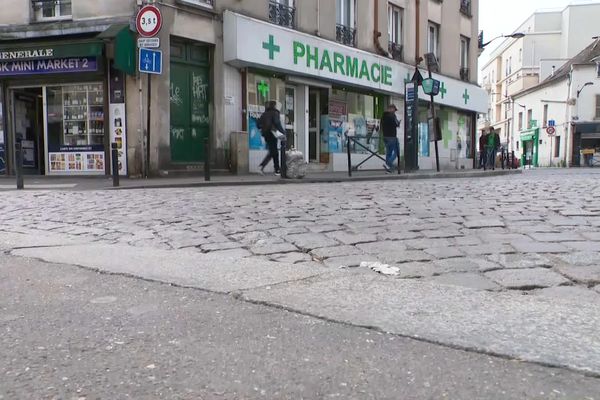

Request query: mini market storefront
[
  {"left": 223, "top": 11, "right": 487, "bottom": 172},
  {"left": 0, "top": 38, "right": 131, "bottom": 176}
]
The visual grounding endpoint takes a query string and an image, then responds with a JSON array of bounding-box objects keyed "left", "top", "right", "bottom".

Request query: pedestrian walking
[
  {"left": 479, "top": 130, "right": 488, "bottom": 169},
  {"left": 381, "top": 104, "right": 401, "bottom": 173},
  {"left": 485, "top": 128, "right": 500, "bottom": 170},
  {"left": 257, "top": 101, "right": 286, "bottom": 176}
]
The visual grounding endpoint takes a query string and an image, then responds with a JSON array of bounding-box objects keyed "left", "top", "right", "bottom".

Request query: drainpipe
[
  {"left": 373, "top": 0, "right": 389, "bottom": 56},
  {"left": 316, "top": 0, "right": 320, "bottom": 36},
  {"left": 415, "top": 0, "right": 421, "bottom": 65}
]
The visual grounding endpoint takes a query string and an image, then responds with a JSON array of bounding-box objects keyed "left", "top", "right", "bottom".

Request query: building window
[
  {"left": 554, "top": 136, "right": 561, "bottom": 157},
  {"left": 460, "top": 36, "right": 470, "bottom": 81},
  {"left": 519, "top": 48, "right": 523, "bottom": 62},
  {"left": 336, "top": 0, "right": 356, "bottom": 47},
  {"left": 175, "top": 0, "right": 214, "bottom": 8},
  {"left": 527, "top": 109, "right": 533, "bottom": 128},
  {"left": 518, "top": 112, "right": 523, "bottom": 130},
  {"left": 596, "top": 95, "right": 600, "bottom": 119},
  {"left": 428, "top": 22, "right": 440, "bottom": 63},
  {"left": 269, "top": 0, "right": 296, "bottom": 28},
  {"left": 460, "top": 0, "right": 472, "bottom": 17},
  {"left": 388, "top": 5, "right": 403, "bottom": 61},
  {"left": 32, "top": 0, "right": 72, "bottom": 20},
  {"left": 543, "top": 104, "right": 548, "bottom": 127},
  {"left": 505, "top": 57, "right": 512, "bottom": 77}
]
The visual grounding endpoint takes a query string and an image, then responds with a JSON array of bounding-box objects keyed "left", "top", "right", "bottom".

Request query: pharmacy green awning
[
  {"left": 520, "top": 127, "right": 539, "bottom": 142},
  {"left": 98, "top": 24, "right": 136, "bottom": 76}
]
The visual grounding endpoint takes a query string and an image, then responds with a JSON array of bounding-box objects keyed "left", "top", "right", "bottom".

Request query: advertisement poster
[
  {"left": 49, "top": 152, "right": 105, "bottom": 173},
  {"left": 418, "top": 122, "right": 430, "bottom": 157},
  {"left": 249, "top": 104, "right": 265, "bottom": 150},
  {"left": 328, "top": 100, "right": 347, "bottom": 119},
  {"left": 109, "top": 64, "right": 127, "bottom": 175},
  {"left": 327, "top": 118, "right": 344, "bottom": 153},
  {"left": 366, "top": 118, "right": 381, "bottom": 153}
]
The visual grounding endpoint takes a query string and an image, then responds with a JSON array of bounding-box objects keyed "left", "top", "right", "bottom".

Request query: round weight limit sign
[{"left": 136, "top": 5, "right": 162, "bottom": 38}]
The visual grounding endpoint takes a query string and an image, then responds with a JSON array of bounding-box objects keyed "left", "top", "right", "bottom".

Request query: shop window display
[
  {"left": 247, "top": 73, "right": 286, "bottom": 150},
  {"left": 46, "top": 83, "right": 105, "bottom": 174}
]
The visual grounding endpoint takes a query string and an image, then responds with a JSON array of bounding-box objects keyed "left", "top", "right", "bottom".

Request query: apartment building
[
  {"left": 0, "top": 0, "right": 485, "bottom": 177},
  {"left": 479, "top": 2, "right": 600, "bottom": 153}
]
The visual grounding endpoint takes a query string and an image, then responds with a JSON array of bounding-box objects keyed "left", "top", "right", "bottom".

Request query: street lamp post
[{"left": 479, "top": 32, "right": 526, "bottom": 50}]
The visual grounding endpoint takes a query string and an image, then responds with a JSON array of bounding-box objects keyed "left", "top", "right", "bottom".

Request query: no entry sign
[{"left": 136, "top": 5, "right": 162, "bottom": 38}]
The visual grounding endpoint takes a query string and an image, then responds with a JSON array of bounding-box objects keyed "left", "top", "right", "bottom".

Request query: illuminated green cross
[
  {"left": 262, "top": 35, "right": 280, "bottom": 60},
  {"left": 462, "top": 88, "right": 470, "bottom": 104},
  {"left": 440, "top": 82, "right": 447, "bottom": 99},
  {"left": 257, "top": 80, "right": 270, "bottom": 98}
]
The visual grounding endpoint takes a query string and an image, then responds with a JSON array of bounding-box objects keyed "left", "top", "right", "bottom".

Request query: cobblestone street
[{"left": 1, "top": 169, "right": 599, "bottom": 297}]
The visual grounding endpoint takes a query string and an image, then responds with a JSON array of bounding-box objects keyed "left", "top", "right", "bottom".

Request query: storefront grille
[
  {"left": 388, "top": 42, "right": 403, "bottom": 62},
  {"left": 269, "top": 1, "right": 296, "bottom": 28},
  {"left": 336, "top": 24, "right": 356, "bottom": 47}
]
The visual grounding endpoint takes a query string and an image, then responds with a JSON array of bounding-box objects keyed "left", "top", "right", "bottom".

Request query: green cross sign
[
  {"left": 462, "top": 89, "right": 470, "bottom": 104},
  {"left": 440, "top": 82, "right": 447, "bottom": 99},
  {"left": 257, "top": 80, "right": 270, "bottom": 98},
  {"left": 262, "top": 35, "right": 280, "bottom": 60}
]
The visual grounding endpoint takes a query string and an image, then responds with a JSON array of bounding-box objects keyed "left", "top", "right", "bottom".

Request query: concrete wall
[
  {"left": 563, "top": 4, "right": 600, "bottom": 59},
  {"left": 0, "top": 0, "right": 29, "bottom": 24},
  {"left": 73, "top": 0, "right": 134, "bottom": 19}
]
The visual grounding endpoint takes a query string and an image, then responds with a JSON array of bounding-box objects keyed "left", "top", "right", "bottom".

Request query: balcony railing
[
  {"left": 388, "top": 42, "right": 403, "bottom": 62},
  {"left": 460, "top": 67, "right": 470, "bottom": 82},
  {"left": 269, "top": 1, "right": 295, "bottom": 28},
  {"left": 31, "top": 0, "right": 72, "bottom": 19},
  {"left": 460, "top": 0, "right": 472, "bottom": 17},
  {"left": 336, "top": 24, "right": 356, "bottom": 47}
]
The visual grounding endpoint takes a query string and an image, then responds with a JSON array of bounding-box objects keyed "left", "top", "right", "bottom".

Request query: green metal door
[{"left": 170, "top": 61, "right": 209, "bottom": 162}]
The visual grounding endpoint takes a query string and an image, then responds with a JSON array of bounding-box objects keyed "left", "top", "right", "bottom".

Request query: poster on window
[
  {"left": 109, "top": 64, "right": 127, "bottom": 175},
  {"left": 366, "top": 118, "right": 381, "bottom": 153},
  {"left": 49, "top": 152, "right": 105, "bottom": 173},
  {"left": 249, "top": 104, "right": 265, "bottom": 150},
  {"left": 419, "top": 122, "right": 430, "bottom": 157}
]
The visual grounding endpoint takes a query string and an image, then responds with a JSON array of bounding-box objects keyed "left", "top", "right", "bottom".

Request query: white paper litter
[{"left": 360, "top": 261, "right": 400, "bottom": 276}]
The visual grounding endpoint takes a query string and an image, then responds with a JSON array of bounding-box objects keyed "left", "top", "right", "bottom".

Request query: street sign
[
  {"left": 422, "top": 78, "right": 441, "bottom": 96},
  {"left": 548, "top": 119, "right": 556, "bottom": 127},
  {"left": 139, "top": 48, "right": 162, "bottom": 75},
  {"left": 137, "top": 37, "right": 160, "bottom": 48},
  {"left": 546, "top": 126, "right": 556, "bottom": 135},
  {"left": 136, "top": 5, "right": 162, "bottom": 38}
]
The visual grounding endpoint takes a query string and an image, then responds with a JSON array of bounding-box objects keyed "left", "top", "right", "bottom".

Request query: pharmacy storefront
[
  {"left": 223, "top": 11, "right": 487, "bottom": 172},
  {"left": 0, "top": 40, "right": 111, "bottom": 176}
]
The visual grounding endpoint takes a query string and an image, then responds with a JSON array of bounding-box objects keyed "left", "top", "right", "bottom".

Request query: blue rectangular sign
[
  {"left": 139, "top": 48, "right": 162, "bottom": 75},
  {"left": 0, "top": 57, "right": 97, "bottom": 76}
]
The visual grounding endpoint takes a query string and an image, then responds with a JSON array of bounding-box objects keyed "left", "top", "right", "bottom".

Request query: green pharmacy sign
[
  {"left": 422, "top": 78, "right": 441, "bottom": 96},
  {"left": 292, "top": 41, "right": 393, "bottom": 86}
]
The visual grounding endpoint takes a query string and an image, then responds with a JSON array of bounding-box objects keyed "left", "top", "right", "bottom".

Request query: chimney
[{"left": 551, "top": 65, "right": 556, "bottom": 77}]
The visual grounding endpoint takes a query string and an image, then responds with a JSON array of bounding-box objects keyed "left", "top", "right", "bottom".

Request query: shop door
[
  {"left": 12, "top": 88, "right": 44, "bottom": 174},
  {"left": 283, "top": 87, "right": 296, "bottom": 150},
  {"left": 169, "top": 41, "right": 210, "bottom": 164},
  {"left": 308, "top": 89, "right": 320, "bottom": 161},
  {"left": 170, "top": 63, "right": 209, "bottom": 163}
]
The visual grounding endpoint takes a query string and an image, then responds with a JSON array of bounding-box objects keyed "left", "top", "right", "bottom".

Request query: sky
[{"left": 478, "top": 0, "right": 597, "bottom": 65}]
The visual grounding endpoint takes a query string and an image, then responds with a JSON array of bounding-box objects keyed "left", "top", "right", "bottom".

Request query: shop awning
[
  {"left": 0, "top": 41, "right": 103, "bottom": 61},
  {"left": 98, "top": 24, "right": 136, "bottom": 76},
  {"left": 582, "top": 132, "right": 600, "bottom": 139},
  {"left": 520, "top": 127, "right": 538, "bottom": 141}
]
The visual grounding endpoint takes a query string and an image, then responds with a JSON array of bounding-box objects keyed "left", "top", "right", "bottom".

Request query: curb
[{"left": 108, "top": 169, "right": 522, "bottom": 190}]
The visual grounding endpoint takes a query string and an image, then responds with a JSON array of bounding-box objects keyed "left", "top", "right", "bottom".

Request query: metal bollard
[
  {"left": 204, "top": 136, "right": 210, "bottom": 181},
  {"left": 111, "top": 142, "right": 119, "bottom": 187},
  {"left": 346, "top": 135, "right": 352, "bottom": 177},
  {"left": 15, "top": 137, "right": 23, "bottom": 190}
]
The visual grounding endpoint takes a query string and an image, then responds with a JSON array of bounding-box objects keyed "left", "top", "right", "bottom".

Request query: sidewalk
[{"left": 0, "top": 168, "right": 521, "bottom": 191}]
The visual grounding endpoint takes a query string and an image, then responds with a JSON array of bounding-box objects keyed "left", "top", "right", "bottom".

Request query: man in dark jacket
[
  {"left": 380, "top": 104, "right": 401, "bottom": 172},
  {"left": 257, "top": 101, "right": 286, "bottom": 176},
  {"left": 479, "top": 131, "right": 488, "bottom": 169}
]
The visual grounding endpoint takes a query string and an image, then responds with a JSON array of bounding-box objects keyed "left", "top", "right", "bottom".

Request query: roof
[{"left": 514, "top": 39, "right": 600, "bottom": 98}]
